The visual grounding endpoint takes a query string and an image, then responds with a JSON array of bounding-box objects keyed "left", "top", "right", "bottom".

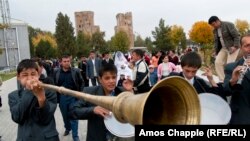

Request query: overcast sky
[{"left": 9, "top": 0, "right": 250, "bottom": 40}]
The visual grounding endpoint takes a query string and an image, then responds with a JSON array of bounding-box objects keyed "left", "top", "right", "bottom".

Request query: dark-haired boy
[
  {"left": 168, "top": 52, "right": 224, "bottom": 97},
  {"left": 8, "top": 59, "right": 59, "bottom": 141},
  {"left": 69, "top": 64, "right": 134, "bottom": 141}
]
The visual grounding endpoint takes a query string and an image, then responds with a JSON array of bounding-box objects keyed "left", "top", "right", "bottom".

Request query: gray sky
[{"left": 9, "top": 0, "right": 250, "bottom": 40}]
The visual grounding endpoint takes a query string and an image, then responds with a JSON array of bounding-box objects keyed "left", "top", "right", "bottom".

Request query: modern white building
[{"left": 0, "top": 19, "right": 30, "bottom": 69}]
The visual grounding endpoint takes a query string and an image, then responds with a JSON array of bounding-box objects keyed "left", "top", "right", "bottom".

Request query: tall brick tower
[
  {"left": 115, "top": 12, "right": 134, "bottom": 48},
  {"left": 75, "top": 11, "right": 100, "bottom": 36}
]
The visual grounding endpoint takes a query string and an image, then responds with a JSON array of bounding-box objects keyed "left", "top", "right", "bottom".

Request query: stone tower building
[
  {"left": 115, "top": 12, "right": 134, "bottom": 48},
  {"left": 75, "top": 11, "right": 100, "bottom": 36}
]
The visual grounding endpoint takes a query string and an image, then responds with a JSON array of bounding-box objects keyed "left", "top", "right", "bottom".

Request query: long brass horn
[{"left": 40, "top": 76, "right": 201, "bottom": 125}]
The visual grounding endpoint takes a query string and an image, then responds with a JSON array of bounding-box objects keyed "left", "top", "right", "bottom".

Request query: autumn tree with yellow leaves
[
  {"left": 189, "top": 21, "right": 214, "bottom": 65},
  {"left": 32, "top": 33, "right": 57, "bottom": 48},
  {"left": 31, "top": 32, "right": 57, "bottom": 58},
  {"left": 170, "top": 25, "right": 186, "bottom": 53},
  {"left": 235, "top": 19, "right": 250, "bottom": 36}
]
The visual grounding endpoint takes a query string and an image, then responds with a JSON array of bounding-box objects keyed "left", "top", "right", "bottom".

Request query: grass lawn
[{"left": 0, "top": 71, "right": 16, "bottom": 81}]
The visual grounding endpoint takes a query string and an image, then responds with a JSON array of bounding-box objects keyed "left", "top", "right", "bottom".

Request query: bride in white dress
[{"left": 114, "top": 51, "right": 133, "bottom": 85}]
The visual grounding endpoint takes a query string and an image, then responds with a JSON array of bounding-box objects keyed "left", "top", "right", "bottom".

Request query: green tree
[
  {"left": 35, "top": 40, "right": 51, "bottom": 58},
  {"left": 152, "top": 18, "right": 173, "bottom": 51},
  {"left": 76, "top": 31, "right": 91, "bottom": 57},
  {"left": 55, "top": 12, "right": 76, "bottom": 57},
  {"left": 90, "top": 31, "right": 106, "bottom": 53},
  {"left": 28, "top": 26, "right": 42, "bottom": 57},
  {"left": 105, "top": 40, "right": 113, "bottom": 52},
  {"left": 28, "top": 26, "right": 57, "bottom": 57},
  {"left": 110, "top": 31, "right": 130, "bottom": 53},
  {"left": 144, "top": 37, "right": 155, "bottom": 52},
  {"left": 134, "top": 35, "right": 145, "bottom": 47}
]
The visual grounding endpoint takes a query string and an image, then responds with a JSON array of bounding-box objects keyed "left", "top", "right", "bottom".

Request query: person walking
[
  {"left": 53, "top": 54, "right": 84, "bottom": 141},
  {"left": 131, "top": 49, "right": 151, "bottom": 94},
  {"left": 86, "top": 51, "right": 102, "bottom": 86},
  {"left": 78, "top": 56, "right": 89, "bottom": 87}
]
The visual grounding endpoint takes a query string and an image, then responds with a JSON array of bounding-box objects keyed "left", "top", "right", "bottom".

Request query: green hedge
[{"left": 0, "top": 71, "right": 16, "bottom": 81}]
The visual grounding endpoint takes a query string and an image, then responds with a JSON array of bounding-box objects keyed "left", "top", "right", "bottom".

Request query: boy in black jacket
[
  {"left": 168, "top": 52, "right": 225, "bottom": 100},
  {"left": 8, "top": 59, "right": 59, "bottom": 141},
  {"left": 69, "top": 64, "right": 134, "bottom": 141}
]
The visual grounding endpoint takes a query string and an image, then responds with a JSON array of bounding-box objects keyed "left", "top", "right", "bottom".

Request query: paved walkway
[
  {"left": 0, "top": 71, "right": 222, "bottom": 141},
  {"left": 0, "top": 77, "right": 87, "bottom": 141}
]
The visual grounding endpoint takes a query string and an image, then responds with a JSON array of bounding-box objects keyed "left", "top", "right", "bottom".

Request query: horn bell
[{"left": 112, "top": 76, "right": 201, "bottom": 125}]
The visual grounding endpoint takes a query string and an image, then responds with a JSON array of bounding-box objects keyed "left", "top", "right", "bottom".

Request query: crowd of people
[{"left": 1, "top": 15, "right": 250, "bottom": 141}]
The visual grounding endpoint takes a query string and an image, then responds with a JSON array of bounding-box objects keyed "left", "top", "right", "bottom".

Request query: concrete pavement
[{"left": 0, "top": 77, "right": 87, "bottom": 141}]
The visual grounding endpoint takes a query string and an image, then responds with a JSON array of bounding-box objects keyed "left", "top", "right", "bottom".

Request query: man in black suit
[
  {"left": 101, "top": 52, "right": 114, "bottom": 66},
  {"left": 78, "top": 56, "right": 89, "bottom": 87},
  {"left": 223, "top": 33, "right": 250, "bottom": 124}
]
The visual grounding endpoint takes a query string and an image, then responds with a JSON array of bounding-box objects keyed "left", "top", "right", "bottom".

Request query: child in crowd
[
  {"left": 168, "top": 52, "right": 225, "bottom": 99},
  {"left": 69, "top": 64, "right": 134, "bottom": 141},
  {"left": 8, "top": 59, "right": 59, "bottom": 141},
  {"left": 148, "top": 65, "right": 157, "bottom": 86}
]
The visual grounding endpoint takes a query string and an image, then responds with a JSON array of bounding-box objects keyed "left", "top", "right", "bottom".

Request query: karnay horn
[{"left": 40, "top": 76, "right": 201, "bottom": 125}]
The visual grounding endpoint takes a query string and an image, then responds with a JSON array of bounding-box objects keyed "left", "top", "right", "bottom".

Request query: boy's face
[
  {"left": 17, "top": 68, "right": 39, "bottom": 87},
  {"left": 131, "top": 52, "right": 140, "bottom": 62},
  {"left": 99, "top": 72, "right": 117, "bottom": 94},
  {"left": 104, "top": 54, "right": 109, "bottom": 59},
  {"left": 182, "top": 66, "right": 198, "bottom": 80}
]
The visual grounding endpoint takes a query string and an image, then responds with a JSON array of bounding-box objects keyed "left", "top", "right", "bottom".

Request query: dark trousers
[
  {"left": 81, "top": 72, "right": 89, "bottom": 87},
  {"left": 91, "top": 77, "right": 99, "bottom": 86},
  {"left": 0, "top": 96, "right": 2, "bottom": 107},
  {"left": 59, "top": 97, "right": 78, "bottom": 138}
]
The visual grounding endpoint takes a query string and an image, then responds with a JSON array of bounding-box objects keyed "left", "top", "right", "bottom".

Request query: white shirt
[
  {"left": 217, "top": 28, "right": 226, "bottom": 48},
  {"left": 184, "top": 76, "right": 194, "bottom": 85},
  {"left": 92, "top": 59, "right": 97, "bottom": 76}
]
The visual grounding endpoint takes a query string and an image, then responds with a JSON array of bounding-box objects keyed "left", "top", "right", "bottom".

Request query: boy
[
  {"left": 168, "top": 52, "right": 224, "bottom": 97},
  {"left": 69, "top": 64, "right": 134, "bottom": 141},
  {"left": 8, "top": 59, "right": 59, "bottom": 141}
]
